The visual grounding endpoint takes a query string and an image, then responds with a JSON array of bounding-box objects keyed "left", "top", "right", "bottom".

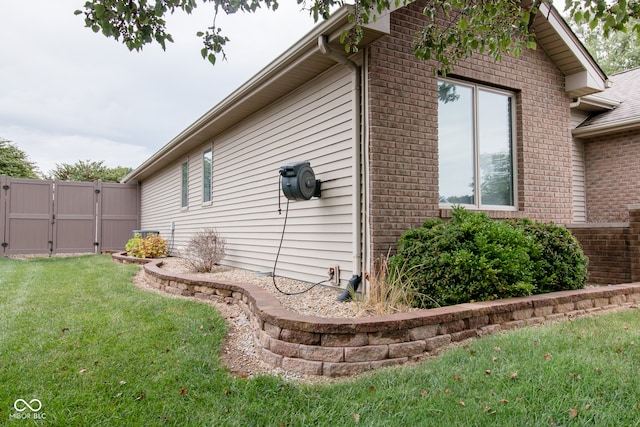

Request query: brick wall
[
  {"left": 568, "top": 224, "right": 630, "bottom": 284},
  {"left": 366, "top": 1, "right": 574, "bottom": 258},
  {"left": 567, "top": 206, "right": 640, "bottom": 285},
  {"left": 583, "top": 130, "right": 640, "bottom": 222}
]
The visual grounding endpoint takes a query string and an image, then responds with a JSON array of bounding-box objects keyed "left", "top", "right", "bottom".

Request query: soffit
[{"left": 534, "top": 3, "right": 607, "bottom": 98}]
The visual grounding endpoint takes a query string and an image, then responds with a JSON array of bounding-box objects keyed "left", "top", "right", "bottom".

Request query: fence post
[
  {"left": 0, "top": 175, "right": 6, "bottom": 256},
  {"left": 95, "top": 180, "right": 102, "bottom": 254},
  {"left": 629, "top": 205, "right": 640, "bottom": 283}
]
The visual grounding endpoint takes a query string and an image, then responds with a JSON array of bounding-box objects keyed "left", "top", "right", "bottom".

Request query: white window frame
[
  {"left": 181, "top": 160, "right": 189, "bottom": 209},
  {"left": 202, "top": 147, "right": 212, "bottom": 204},
  {"left": 438, "top": 78, "right": 518, "bottom": 211}
]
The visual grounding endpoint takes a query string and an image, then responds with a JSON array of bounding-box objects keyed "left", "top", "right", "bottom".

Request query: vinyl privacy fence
[{"left": 0, "top": 175, "right": 138, "bottom": 256}]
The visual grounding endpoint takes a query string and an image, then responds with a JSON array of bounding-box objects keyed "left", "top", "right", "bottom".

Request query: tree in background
[
  {"left": 75, "top": 0, "right": 640, "bottom": 74},
  {"left": 570, "top": 17, "right": 640, "bottom": 74},
  {"left": 0, "top": 138, "right": 40, "bottom": 179},
  {"left": 48, "top": 160, "right": 131, "bottom": 182}
]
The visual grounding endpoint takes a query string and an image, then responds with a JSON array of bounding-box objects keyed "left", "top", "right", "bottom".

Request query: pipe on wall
[{"left": 318, "top": 35, "right": 363, "bottom": 279}]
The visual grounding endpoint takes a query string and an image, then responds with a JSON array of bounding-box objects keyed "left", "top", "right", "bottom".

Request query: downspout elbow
[{"left": 318, "top": 35, "right": 359, "bottom": 73}]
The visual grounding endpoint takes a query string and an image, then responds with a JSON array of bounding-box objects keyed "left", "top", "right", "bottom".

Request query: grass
[{"left": 1, "top": 255, "right": 640, "bottom": 426}]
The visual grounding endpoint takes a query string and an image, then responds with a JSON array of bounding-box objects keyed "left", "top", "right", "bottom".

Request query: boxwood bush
[{"left": 388, "top": 207, "right": 588, "bottom": 308}]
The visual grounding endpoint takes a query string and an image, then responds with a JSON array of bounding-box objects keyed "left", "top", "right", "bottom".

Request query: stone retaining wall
[{"left": 113, "top": 253, "right": 640, "bottom": 377}]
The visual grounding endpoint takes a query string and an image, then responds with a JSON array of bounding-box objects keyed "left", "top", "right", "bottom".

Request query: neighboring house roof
[
  {"left": 123, "top": 3, "right": 607, "bottom": 183},
  {"left": 573, "top": 67, "right": 640, "bottom": 138}
]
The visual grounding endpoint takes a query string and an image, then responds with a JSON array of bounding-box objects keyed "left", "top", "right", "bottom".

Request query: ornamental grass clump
[
  {"left": 389, "top": 207, "right": 587, "bottom": 309},
  {"left": 357, "top": 255, "right": 430, "bottom": 316},
  {"left": 183, "top": 228, "right": 227, "bottom": 273},
  {"left": 125, "top": 233, "right": 169, "bottom": 258}
]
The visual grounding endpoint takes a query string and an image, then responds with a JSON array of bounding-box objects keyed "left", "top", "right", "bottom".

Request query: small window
[
  {"left": 181, "top": 161, "right": 189, "bottom": 208},
  {"left": 203, "top": 149, "right": 212, "bottom": 203},
  {"left": 438, "top": 79, "right": 516, "bottom": 209}
]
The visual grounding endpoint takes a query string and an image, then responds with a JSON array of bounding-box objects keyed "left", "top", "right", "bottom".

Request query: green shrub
[
  {"left": 389, "top": 207, "right": 587, "bottom": 309},
  {"left": 125, "top": 233, "right": 169, "bottom": 258},
  {"left": 506, "top": 218, "right": 588, "bottom": 293}
]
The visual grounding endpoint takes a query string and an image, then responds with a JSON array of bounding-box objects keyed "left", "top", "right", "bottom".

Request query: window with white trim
[
  {"left": 438, "top": 79, "right": 516, "bottom": 209},
  {"left": 181, "top": 160, "right": 189, "bottom": 208},
  {"left": 203, "top": 148, "right": 212, "bottom": 203}
]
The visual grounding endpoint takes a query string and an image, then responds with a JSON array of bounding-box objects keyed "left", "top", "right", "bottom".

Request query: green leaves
[
  {"left": 565, "top": 0, "right": 639, "bottom": 39},
  {"left": 94, "top": 3, "right": 106, "bottom": 18},
  {"left": 414, "top": 0, "right": 539, "bottom": 75},
  {"left": 390, "top": 208, "right": 588, "bottom": 309},
  {"left": 75, "top": 0, "right": 640, "bottom": 74},
  {"left": 48, "top": 160, "right": 131, "bottom": 182},
  {"left": 125, "top": 233, "right": 169, "bottom": 258},
  {"left": 0, "top": 138, "right": 40, "bottom": 178}
]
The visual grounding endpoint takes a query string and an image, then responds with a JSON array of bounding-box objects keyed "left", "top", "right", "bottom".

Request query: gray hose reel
[{"left": 279, "top": 161, "right": 321, "bottom": 201}]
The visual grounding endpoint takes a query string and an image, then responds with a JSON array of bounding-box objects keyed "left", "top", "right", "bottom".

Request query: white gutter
[
  {"left": 318, "top": 35, "right": 363, "bottom": 278},
  {"left": 570, "top": 93, "right": 620, "bottom": 111}
]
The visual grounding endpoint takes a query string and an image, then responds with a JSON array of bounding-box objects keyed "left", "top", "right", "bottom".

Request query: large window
[
  {"left": 203, "top": 148, "right": 212, "bottom": 203},
  {"left": 438, "top": 79, "right": 516, "bottom": 208},
  {"left": 181, "top": 161, "right": 189, "bottom": 208}
]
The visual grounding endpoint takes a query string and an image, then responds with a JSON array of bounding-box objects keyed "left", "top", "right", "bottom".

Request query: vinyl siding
[
  {"left": 571, "top": 109, "right": 589, "bottom": 223},
  {"left": 571, "top": 138, "right": 586, "bottom": 222},
  {"left": 140, "top": 65, "right": 355, "bottom": 285}
]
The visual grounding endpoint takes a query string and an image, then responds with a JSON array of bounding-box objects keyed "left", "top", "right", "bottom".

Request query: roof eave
[
  {"left": 124, "top": 5, "right": 390, "bottom": 183},
  {"left": 572, "top": 117, "right": 640, "bottom": 138},
  {"left": 536, "top": 2, "right": 609, "bottom": 98}
]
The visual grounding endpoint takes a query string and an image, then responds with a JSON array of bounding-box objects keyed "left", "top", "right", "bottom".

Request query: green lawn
[{"left": 1, "top": 255, "right": 639, "bottom": 426}]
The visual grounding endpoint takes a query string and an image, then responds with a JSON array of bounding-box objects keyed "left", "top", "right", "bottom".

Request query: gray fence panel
[
  {"left": 3, "top": 177, "right": 53, "bottom": 255},
  {"left": 53, "top": 180, "right": 99, "bottom": 254},
  {"left": 0, "top": 175, "right": 139, "bottom": 256},
  {"left": 98, "top": 182, "right": 139, "bottom": 252}
]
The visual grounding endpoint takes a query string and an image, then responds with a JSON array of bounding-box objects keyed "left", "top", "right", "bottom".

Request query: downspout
[{"left": 318, "top": 35, "right": 363, "bottom": 296}]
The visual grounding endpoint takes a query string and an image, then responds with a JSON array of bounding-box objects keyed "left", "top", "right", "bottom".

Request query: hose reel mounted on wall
[
  {"left": 272, "top": 161, "right": 327, "bottom": 296},
  {"left": 279, "top": 161, "right": 321, "bottom": 200}
]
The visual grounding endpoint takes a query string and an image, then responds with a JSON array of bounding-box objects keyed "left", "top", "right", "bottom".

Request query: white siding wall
[
  {"left": 571, "top": 138, "right": 586, "bottom": 223},
  {"left": 140, "top": 66, "right": 356, "bottom": 285},
  {"left": 571, "top": 109, "right": 589, "bottom": 223}
]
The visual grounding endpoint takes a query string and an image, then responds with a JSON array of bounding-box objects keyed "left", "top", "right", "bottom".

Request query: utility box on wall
[{"left": 132, "top": 230, "right": 159, "bottom": 238}]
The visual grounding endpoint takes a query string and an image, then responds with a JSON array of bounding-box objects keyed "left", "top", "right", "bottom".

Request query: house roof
[
  {"left": 124, "top": 6, "right": 388, "bottom": 182},
  {"left": 573, "top": 67, "right": 640, "bottom": 138},
  {"left": 533, "top": 2, "right": 607, "bottom": 97},
  {"left": 124, "top": 3, "right": 607, "bottom": 183}
]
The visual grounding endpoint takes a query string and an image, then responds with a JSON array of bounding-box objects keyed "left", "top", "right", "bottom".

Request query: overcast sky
[{"left": 0, "top": 0, "right": 318, "bottom": 176}]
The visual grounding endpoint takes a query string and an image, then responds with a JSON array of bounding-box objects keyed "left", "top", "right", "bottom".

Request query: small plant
[
  {"left": 183, "top": 228, "right": 227, "bottom": 272},
  {"left": 357, "top": 255, "right": 428, "bottom": 315},
  {"left": 125, "top": 233, "right": 169, "bottom": 258}
]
